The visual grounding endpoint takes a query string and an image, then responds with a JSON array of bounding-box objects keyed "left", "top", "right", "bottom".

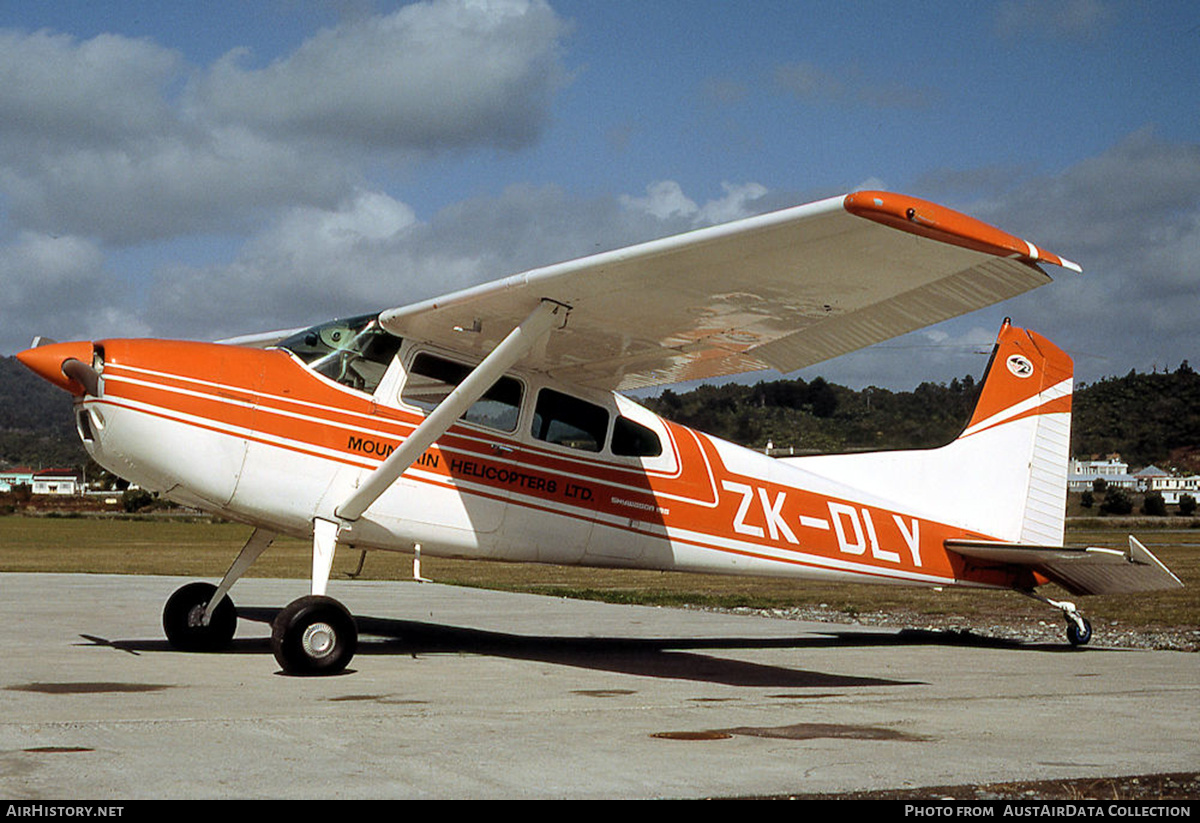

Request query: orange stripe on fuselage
[{"left": 96, "top": 338, "right": 1029, "bottom": 590}]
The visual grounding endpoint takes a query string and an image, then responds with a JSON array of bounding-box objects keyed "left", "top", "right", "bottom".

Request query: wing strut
[
  {"left": 303, "top": 299, "right": 568, "bottom": 595},
  {"left": 336, "top": 298, "right": 568, "bottom": 522}
]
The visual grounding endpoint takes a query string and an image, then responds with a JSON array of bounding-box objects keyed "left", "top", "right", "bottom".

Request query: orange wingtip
[{"left": 844, "top": 191, "right": 1082, "bottom": 273}]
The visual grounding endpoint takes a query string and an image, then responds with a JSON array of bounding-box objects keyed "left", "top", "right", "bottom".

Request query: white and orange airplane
[{"left": 17, "top": 190, "right": 1183, "bottom": 675}]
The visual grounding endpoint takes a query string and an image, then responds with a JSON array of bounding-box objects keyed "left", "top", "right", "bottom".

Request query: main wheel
[
  {"left": 1066, "top": 615, "right": 1092, "bottom": 646},
  {"left": 162, "top": 582, "right": 237, "bottom": 651},
  {"left": 271, "top": 595, "right": 357, "bottom": 675}
]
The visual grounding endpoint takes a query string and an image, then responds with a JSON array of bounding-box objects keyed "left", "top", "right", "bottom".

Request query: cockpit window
[{"left": 277, "top": 314, "right": 402, "bottom": 394}]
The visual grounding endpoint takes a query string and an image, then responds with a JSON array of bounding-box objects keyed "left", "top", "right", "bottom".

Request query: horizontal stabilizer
[{"left": 946, "top": 536, "right": 1184, "bottom": 596}]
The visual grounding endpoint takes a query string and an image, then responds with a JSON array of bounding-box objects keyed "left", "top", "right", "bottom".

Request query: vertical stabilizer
[
  {"left": 780, "top": 321, "right": 1074, "bottom": 545},
  {"left": 956, "top": 321, "right": 1074, "bottom": 545}
]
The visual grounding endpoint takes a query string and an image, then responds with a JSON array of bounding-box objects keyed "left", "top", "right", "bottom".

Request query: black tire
[
  {"left": 1066, "top": 616, "right": 1092, "bottom": 646},
  {"left": 271, "top": 595, "right": 357, "bottom": 676},
  {"left": 162, "top": 582, "right": 237, "bottom": 652}
]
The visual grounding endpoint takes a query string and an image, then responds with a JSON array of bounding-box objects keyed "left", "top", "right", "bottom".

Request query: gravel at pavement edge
[{"left": 699, "top": 604, "right": 1200, "bottom": 652}]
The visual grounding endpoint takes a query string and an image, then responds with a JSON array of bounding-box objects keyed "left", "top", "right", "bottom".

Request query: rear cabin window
[
  {"left": 611, "top": 416, "right": 663, "bottom": 457},
  {"left": 401, "top": 353, "right": 523, "bottom": 432},
  {"left": 532, "top": 389, "right": 609, "bottom": 453}
]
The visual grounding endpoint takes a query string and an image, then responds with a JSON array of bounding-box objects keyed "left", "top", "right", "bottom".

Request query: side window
[
  {"left": 401, "top": 353, "right": 522, "bottom": 432},
  {"left": 611, "top": 416, "right": 663, "bottom": 458},
  {"left": 531, "top": 388, "right": 609, "bottom": 452}
]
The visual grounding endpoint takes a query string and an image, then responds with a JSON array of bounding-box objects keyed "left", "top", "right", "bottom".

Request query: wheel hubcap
[
  {"left": 186, "top": 603, "right": 208, "bottom": 628},
  {"left": 302, "top": 622, "right": 336, "bottom": 658}
]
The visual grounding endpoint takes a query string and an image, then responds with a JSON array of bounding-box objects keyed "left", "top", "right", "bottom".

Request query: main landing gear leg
[
  {"left": 270, "top": 301, "right": 566, "bottom": 676},
  {"left": 162, "top": 528, "right": 276, "bottom": 652},
  {"left": 1020, "top": 590, "right": 1092, "bottom": 647},
  {"left": 271, "top": 518, "right": 357, "bottom": 676}
]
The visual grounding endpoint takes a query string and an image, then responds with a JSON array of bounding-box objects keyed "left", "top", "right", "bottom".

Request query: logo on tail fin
[{"left": 1006, "top": 354, "right": 1034, "bottom": 378}]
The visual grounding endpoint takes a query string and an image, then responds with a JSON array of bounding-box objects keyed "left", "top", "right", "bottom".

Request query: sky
[{"left": 0, "top": 0, "right": 1197, "bottom": 391}]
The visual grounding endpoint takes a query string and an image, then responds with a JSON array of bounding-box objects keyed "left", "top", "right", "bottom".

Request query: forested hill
[
  {"left": 1072, "top": 362, "right": 1200, "bottom": 471},
  {"left": 2, "top": 354, "right": 1198, "bottom": 474},
  {"left": 643, "top": 373, "right": 985, "bottom": 456},
  {"left": 0, "top": 355, "right": 83, "bottom": 469}
]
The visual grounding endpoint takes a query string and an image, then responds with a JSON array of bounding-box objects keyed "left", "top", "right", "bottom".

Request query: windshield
[{"left": 277, "top": 314, "right": 402, "bottom": 394}]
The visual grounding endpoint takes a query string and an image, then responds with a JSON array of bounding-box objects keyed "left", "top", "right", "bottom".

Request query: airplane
[{"left": 16, "top": 190, "right": 1183, "bottom": 676}]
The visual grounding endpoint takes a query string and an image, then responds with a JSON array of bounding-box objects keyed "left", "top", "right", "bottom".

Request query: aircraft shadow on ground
[{"left": 76, "top": 606, "right": 1079, "bottom": 689}]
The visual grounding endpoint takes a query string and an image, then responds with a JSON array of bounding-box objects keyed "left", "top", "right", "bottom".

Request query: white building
[
  {"left": 0, "top": 467, "right": 35, "bottom": 493},
  {"left": 1135, "top": 466, "right": 1200, "bottom": 504},
  {"left": 1068, "top": 455, "right": 1137, "bottom": 492},
  {"left": 30, "top": 469, "right": 81, "bottom": 496}
]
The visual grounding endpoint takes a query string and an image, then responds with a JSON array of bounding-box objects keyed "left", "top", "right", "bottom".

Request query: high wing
[{"left": 380, "top": 190, "right": 1081, "bottom": 392}]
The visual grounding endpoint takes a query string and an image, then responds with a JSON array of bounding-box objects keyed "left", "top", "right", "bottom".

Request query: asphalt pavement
[{"left": 1, "top": 572, "right": 1196, "bottom": 799}]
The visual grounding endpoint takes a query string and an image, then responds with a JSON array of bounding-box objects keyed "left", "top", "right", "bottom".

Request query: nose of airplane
[{"left": 16, "top": 339, "right": 100, "bottom": 396}]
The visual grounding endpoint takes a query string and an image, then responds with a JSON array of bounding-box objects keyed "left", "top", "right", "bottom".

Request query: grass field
[{"left": 1, "top": 514, "right": 1196, "bottom": 631}]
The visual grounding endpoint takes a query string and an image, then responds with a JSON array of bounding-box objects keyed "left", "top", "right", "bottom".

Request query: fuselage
[{"left": 35, "top": 320, "right": 1027, "bottom": 594}]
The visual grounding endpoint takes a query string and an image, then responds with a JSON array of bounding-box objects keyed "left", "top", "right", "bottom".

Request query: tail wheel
[
  {"left": 162, "top": 582, "right": 237, "bottom": 651},
  {"left": 1066, "top": 615, "right": 1093, "bottom": 646},
  {"left": 271, "top": 595, "right": 357, "bottom": 676}
]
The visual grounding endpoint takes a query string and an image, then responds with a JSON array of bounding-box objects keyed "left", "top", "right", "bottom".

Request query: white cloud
[
  {"left": 6, "top": 125, "right": 1198, "bottom": 397},
  {"left": 1, "top": 128, "right": 354, "bottom": 243},
  {"left": 141, "top": 189, "right": 494, "bottom": 341},
  {"left": 911, "top": 130, "right": 1200, "bottom": 386},
  {"left": 852, "top": 177, "right": 889, "bottom": 193},
  {"left": 0, "top": 232, "right": 104, "bottom": 285},
  {"left": 188, "top": 0, "right": 570, "bottom": 153},
  {"left": 619, "top": 181, "right": 698, "bottom": 220},
  {"left": 0, "top": 1, "right": 574, "bottom": 350},
  {"left": 0, "top": 0, "right": 571, "bottom": 245},
  {"left": 0, "top": 0, "right": 1193, "bottom": 405},
  {"left": 696, "top": 182, "right": 770, "bottom": 224},
  {"left": 620, "top": 180, "right": 769, "bottom": 225},
  {"left": 133, "top": 180, "right": 779, "bottom": 343},
  {"left": 0, "top": 232, "right": 149, "bottom": 347},
  {"left": 0, "top": 29, "right": 179, "bottom": 150},
  {"left": 259, "top": 190, "right": 419, "bottom": 254}
]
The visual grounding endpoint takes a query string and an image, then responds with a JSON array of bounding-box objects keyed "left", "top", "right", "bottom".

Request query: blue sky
[{"left": 1, "top": 0, "right": 1197, "bottom": 391}]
